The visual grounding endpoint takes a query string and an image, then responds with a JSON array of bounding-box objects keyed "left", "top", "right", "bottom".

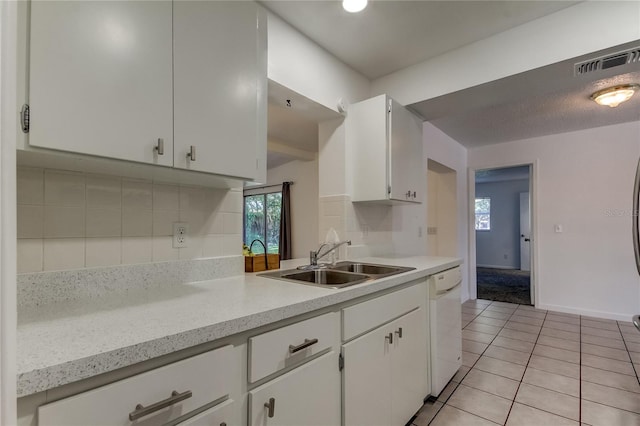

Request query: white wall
[
  {"left": 267, "top": 11, "right": 370, "bottom": 113},
  {"left": 266, "top": 158, "right": 319, "bottom": 259},
  {"left": 469, "top": 121, "right": 640, "bottom": 320},
  {"left": 475, "top": 179, "right": 529, "bottom": 269},
  {"left": 16, "top": 168, "right": 242, "bottom": 273},
  {"left": 371, "top": 1, "right": 640, "bottom": 105}
]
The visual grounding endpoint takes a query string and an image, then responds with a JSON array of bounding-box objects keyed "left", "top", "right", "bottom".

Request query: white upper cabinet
[
  {"left": 173, "top": 1, "right": 267, "bottom": 180},
  {"left": 347, "top": 94, "right": 424, "bottom": 204},
  {"left": 27, "top": 1, "right": 267, "bottom": 182},
  {"left": 29, "top": 0, "right": 174, "bottom": 167}
]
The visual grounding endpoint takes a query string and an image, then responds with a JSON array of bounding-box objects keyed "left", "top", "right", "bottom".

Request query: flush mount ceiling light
[
  {"left": 343, "top": 0, "right": 367, "bottom": 13},
  {"left": 590, "top": 84, "right": 640, "bottom": 108}
]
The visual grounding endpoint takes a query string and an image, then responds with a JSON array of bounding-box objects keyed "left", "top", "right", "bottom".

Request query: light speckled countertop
[{"left": 17, "top": 256, "right": 461, "bottom": 397}]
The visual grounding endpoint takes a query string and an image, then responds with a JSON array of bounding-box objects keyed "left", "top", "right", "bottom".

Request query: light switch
[{"left": 554, "top": 224, "right": 563, "bottom": 233}]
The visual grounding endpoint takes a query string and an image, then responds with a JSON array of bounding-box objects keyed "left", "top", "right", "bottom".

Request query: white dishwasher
[{"left": 428, "top": 266, "right": 462, "bottom": 396}]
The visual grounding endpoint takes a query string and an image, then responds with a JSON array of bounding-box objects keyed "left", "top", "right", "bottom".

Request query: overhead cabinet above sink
[
  {"left": 346, "top": 94, "right": 424, "bottom": 204},
  {"left": 26, "top": 0, "right": 266, "bottom": 183}
]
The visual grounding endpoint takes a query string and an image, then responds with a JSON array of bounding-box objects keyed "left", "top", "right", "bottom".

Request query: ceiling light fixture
[
  {"left": 590, "top": 84, "right": 640, "bottom": 108},
  {"left": 343, "top": 0, "right": 367, "bottom": 13}
]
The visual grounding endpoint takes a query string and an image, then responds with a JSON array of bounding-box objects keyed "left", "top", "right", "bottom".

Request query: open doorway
[{"left": 474, "top": 165, "right": 532, "bottom": 305}]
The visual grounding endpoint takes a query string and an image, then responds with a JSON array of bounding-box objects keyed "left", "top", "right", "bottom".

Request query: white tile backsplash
[
  {"left": 121, "top": 237, "right": 153, "bottom": 265},
  {"left": 17, "top": 167, "right": 243, "bottom": 272},
  {"left": 44, "top": 170, "right": 85, "bottom": 206},
  {"left": 86, "top": 238, "right": 121, "bottom": 267},
  {"left": 43, "top": 238, "right": 85, "bottom": 271},
  {"left": 17, "top": 239, "right": 43, "bottom": 273}
]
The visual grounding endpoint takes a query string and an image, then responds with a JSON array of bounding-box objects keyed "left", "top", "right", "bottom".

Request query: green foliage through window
[
  {"left": 475, "top": 197, "right": 491, "bottom": 231},
  {"left": 244, "top": 192, "right": 281, "bottom": 254}
]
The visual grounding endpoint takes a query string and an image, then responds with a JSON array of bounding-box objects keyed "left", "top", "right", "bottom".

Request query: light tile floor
[{"left": 412, "top": 299, "right": 640, "bottom": 426}]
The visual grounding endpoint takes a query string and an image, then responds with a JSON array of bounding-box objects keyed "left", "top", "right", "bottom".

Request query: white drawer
[
  {"left": 176, "top": 399, "right": 237, "bottom": 426},
  {"left": 342, "top": 283, "right": 424, "bottom": 341},
  {"left": 38, "top": 345, "right": 236, "bottom": 426},
  {"left": 248, "top": 312, "right": 339, "bottom": 383}
]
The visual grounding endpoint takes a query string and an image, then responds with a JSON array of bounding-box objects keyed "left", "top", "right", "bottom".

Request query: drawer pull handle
[
  {"left": 187, "top": 145, "right": 196, "bottom": 161},
  {"left": 288, "top": 338, "right": 319, "bottom": 354},
  {"left": 395, "top": 327, "right": 403, "bottom": 338},
  {"left": 155, "top": 138, "right": 164, "bottom": 155},
  {"left": 128, "top": 390, "right": 192, "bottom": 421},
  {"left": 385, "top": 332, "right": 393, "bottom": 344},
  {"left": 264, "top": 397, "right": 275, "bottom": 418}
]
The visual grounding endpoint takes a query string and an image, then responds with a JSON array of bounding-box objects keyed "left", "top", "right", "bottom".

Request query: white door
[
  {"left": 173, "top": 1, "right": 264, "bottom": 179},
  {"left": 29, "top": 1, "right": 173, "bottom": 166},
  {"left": 519, "top": 192, "right": 531, "bottom": 272},
  {"left": 248, "top": 352, "right": 341, "bottom": 426},
  {"left": 342, "top": 324, "right": 392, "bottom": 426},
  {"left": 389, "top": 99, "right": 423, "bottom": 203},
  {"left": 390, "top": 309, "right": 427, "bottom": 426}
]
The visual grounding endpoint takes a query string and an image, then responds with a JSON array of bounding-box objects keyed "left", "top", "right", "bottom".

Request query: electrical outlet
[{"left": 173, "top": 222, "right": 189, "bottom": 248}]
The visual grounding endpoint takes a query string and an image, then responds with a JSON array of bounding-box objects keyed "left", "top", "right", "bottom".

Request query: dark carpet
[{"left": 477, "top": 267, "right": 531, "bottom": 305}]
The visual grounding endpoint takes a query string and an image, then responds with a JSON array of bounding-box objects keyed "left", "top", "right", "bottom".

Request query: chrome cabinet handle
[
  {"left": 395, "top": 327, "right": 403, "bottom": 338},
  {"left": 264, "top": 397, "right": 275, "bottom": 418},
  {"left": 187, "top": 145, "right": 196, "bottom": 161},
  {"left": 289, "top": 338, "right": 319, "bottom": 354},
  {"left": 633, "top": 315, "right": 640, "bottom": 332},
  {"left": 129, "top": 390, "right": 192, "bottom": 421},
  {"left": 155, "top": 138, "right": 164, "bottom": 155},
  {"left": 385, "top": 332, "right": 393, "bottom": 344}
]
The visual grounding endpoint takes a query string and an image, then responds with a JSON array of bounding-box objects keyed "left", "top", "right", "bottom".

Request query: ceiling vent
[{"left": 574, "top": 47, "right": 640, "bottom": 76}]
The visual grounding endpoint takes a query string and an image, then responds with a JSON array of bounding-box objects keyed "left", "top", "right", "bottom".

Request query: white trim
[
  {"left": 476, "top": 265, "right": 519, "bottom": 270},
  {"left": 537, "top": 303, "right": 632, "bottom": 323},
  {"left": 0, "top": 0, "right": 18, "bottom": 423},
  {"left": 468, "top": 160, "right": 539, "bottom": 306}
]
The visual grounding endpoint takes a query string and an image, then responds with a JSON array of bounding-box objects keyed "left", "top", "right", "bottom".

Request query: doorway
[{"left": 474, "top": 165, "right": 532, "bottom": 305}]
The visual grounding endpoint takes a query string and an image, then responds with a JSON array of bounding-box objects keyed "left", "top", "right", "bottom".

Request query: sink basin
[
  {"left": 331, "top": 262, "right": 413, "bottom": 276},
  {"left": 258, "top": 261, "right": 415, "bottom": 289},
  {"left": 282, "top": 270, "right": 370, "bottom": 287}
]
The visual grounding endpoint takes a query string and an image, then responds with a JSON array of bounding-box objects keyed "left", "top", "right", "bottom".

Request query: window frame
[
  {"left": 475, "top": 197, "right": 491, "bottom": 231},
  {"left": 243, "top": 190, "right": 282, "bottom": 254}
]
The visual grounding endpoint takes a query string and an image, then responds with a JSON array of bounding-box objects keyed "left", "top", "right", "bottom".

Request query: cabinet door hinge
[
  {"left": 20, "top": 104, "right": 30, "bottom": 133},
  {"left": 338, "top": 353, "right": 344, "bottom": 371}
]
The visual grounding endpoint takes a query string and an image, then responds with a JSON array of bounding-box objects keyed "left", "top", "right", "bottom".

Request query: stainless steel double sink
[{"left": 258, "top": 261, "right": 415, "bottom": 289}]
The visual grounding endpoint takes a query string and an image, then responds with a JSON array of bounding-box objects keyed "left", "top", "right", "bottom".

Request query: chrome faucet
[{"left": 309, "top": 240, "right": 351, "bottom": 267}]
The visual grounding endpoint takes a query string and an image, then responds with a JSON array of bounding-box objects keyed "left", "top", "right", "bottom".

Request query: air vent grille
[{"left": 574, "top": 47, "right": 640, "bottom": 76}]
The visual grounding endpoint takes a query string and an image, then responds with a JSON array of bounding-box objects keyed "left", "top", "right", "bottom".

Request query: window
[
  {"left": 244, "top": 192, "right": 281, "bottom": 254},
  {"left": 475, "top": 197, "right": 491, "bottom": 231}
]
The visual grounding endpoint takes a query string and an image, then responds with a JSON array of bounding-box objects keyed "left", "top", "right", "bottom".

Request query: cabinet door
[
  {"left": 29, "top": 1, "right": 173, "bottom": 166},
  {"left": 174, "top": 1, "right": 266, "bottom": 180},
  {"left": 248, "top": 351, "right": 341, "bottom": 426},
  {"left": 342, "top": 324, "right": 392, "bottom": 426},
  {"left": 389, "top": 99, "right": 423, "bottom": 203},
  {"left": 177, "top": 399, "right": 237, "bottom": 426},
  {"left": 390, "top": 308, "right": 428, "bottom": 426}
]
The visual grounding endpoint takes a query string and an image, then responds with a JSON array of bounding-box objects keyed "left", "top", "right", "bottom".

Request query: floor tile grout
[{"left": 427, "top": 299, "right": 640, "bottom": 425}]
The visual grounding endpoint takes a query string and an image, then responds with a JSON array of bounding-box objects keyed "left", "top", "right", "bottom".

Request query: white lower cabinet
[
  {"left": 343, "top": 308, "right": 426, "bottom": 426},
  {"left": 248, "top": 351, "right": 341, "bottom": 426},
  {"left": 176, "top": 399, "right": 237, "bottom": 426}
]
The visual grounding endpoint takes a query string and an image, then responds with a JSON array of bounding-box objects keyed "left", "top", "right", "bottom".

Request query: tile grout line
[
  {"left": 502, "top": 306, "right": 547, "bottom": 426},
  {"left": 616, "top": 321, "right": 640, "bottom": 385},
  {"left": 579, "top": 313, "right": 582, "bottom": 425}
]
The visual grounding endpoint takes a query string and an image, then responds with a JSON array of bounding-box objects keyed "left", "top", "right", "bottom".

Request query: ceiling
[
  {"left": 261, "top": 1, "right": 578, "bottom": 79},
  {"left": 267, "top": 80, "right": 341, "bottom": 168},
  {"left": 412, "top": 40, "right": 640, "bottom": 148}
]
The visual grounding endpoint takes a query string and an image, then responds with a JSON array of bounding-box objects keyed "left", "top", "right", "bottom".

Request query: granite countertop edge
[{"left": 17, "top": 256, "right": 462, "bottom": 397}]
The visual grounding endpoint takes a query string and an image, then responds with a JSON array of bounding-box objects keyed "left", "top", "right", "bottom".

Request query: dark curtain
[{"left": 279, "top": 182, "right": 292, "bottom": 260}]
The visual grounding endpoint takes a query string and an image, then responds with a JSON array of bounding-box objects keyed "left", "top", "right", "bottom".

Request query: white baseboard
[
  {"left": 476, "top": 264, "right": 519, "bottom": 270},
  {"left": 537, "top": 303, "right": 634, "bottom": 322}
]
